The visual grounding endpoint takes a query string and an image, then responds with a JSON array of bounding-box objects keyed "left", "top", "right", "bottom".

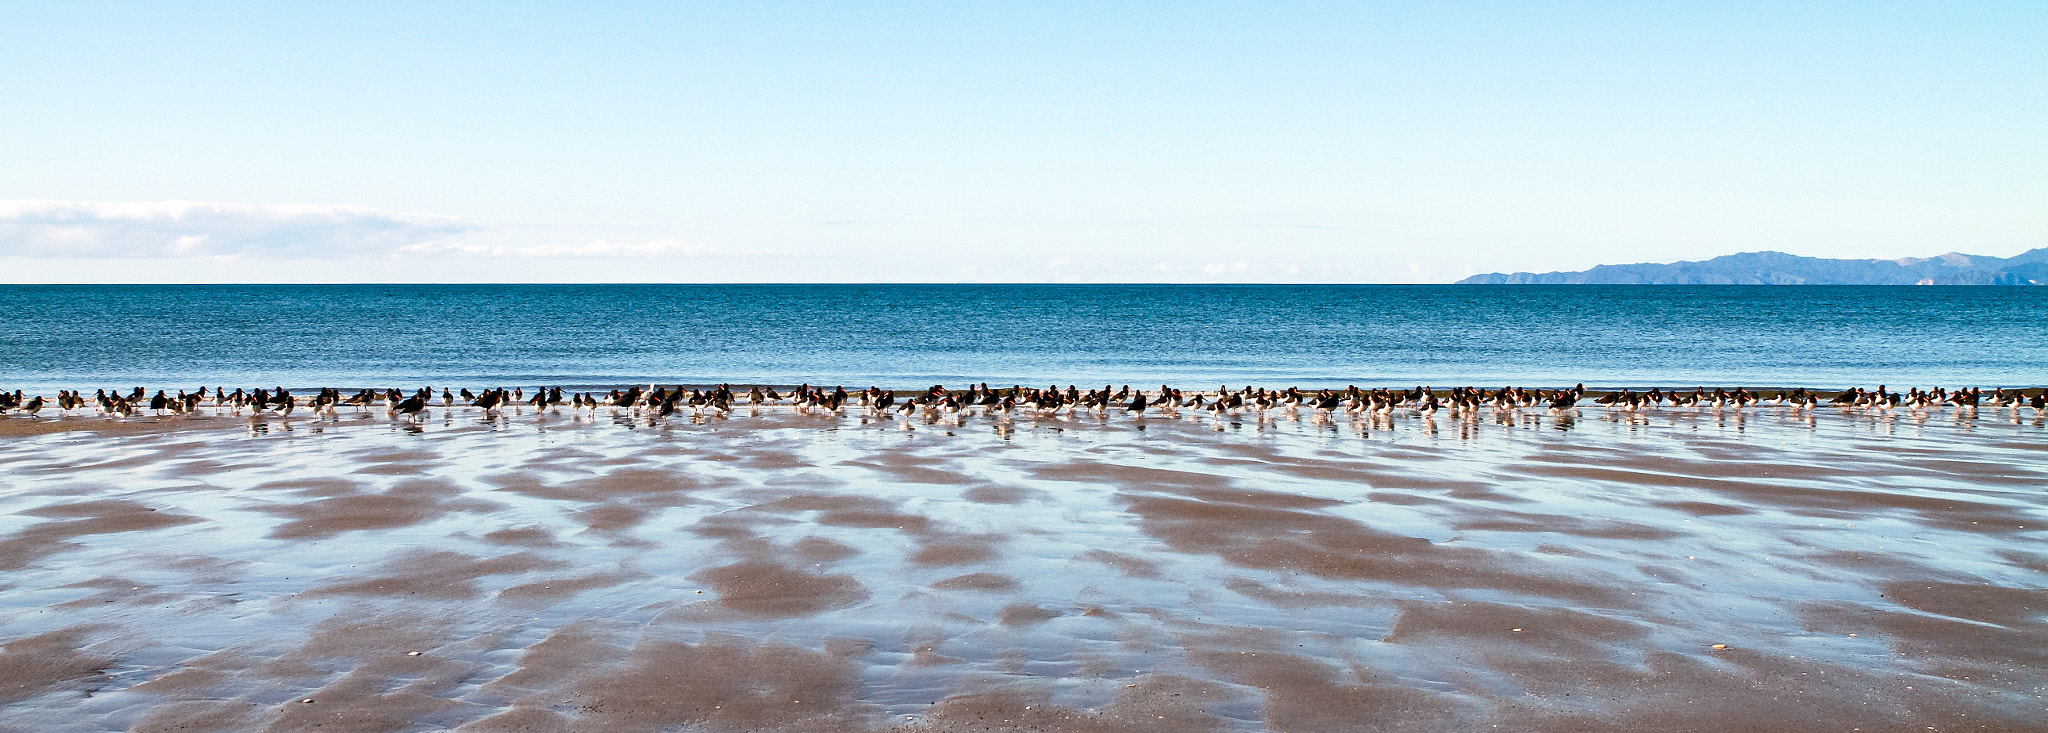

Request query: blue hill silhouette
[{"left": 1458, "top": 248, "right": 2048, "bottom": 285}]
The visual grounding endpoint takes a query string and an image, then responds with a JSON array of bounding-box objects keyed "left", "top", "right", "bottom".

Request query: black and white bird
[{"left": 391, "top": 393, "right": 427, "bottom": 419}]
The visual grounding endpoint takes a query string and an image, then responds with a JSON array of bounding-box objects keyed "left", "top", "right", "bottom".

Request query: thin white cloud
[
  {"left": 396, "top": 238, "right": 727, "bottom": 258},
  {"left": 0, "top": 199, "right": 480, "bottom": 258}
]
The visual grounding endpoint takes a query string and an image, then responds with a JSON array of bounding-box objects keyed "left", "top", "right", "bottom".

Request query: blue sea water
[{"left": 0, "top": 284, "right": 2041, "bottom": 393}]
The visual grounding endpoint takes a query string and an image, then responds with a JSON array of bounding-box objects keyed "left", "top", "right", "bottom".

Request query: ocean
[{"left": 1, "top": 284, "right": 2042, "bottom": 392}]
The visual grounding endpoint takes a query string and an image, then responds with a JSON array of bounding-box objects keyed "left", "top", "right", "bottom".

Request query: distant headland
[{"left": 1458, "top": 248, "right": 2048, "bottom": 285}]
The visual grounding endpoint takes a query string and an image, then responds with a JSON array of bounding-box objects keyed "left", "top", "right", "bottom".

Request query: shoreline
[
  {"left": 8, "top": 383, "right": 2048, "bottom": 395},
  {"left": 3, "top": 390, "right": 2042, "bottom": 440}
]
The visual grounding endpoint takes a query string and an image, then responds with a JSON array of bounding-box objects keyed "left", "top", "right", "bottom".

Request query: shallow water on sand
[{"left": 1, "top": 404, "right": 2045, "bottom": 732}]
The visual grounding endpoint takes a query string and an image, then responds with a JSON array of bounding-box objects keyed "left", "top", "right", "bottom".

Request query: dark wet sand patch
[
  {"left": 262, "top": 478, "right": 499, "bottom": 539},
  {"left": 1032, "top": 461, "right": 1235, "bottom": 489},
  {"left": 1452, "top": 511, "right": 1685, "bottom": 540},
  {"left": 532, "top": 634, "right": 868, "bottom": 728},
  {"left": 996, "top": 603, "right": 1062, "bottom": 626},
  {"left": 265, "top": 669, "right": 487, "bottom": 733},
  {"left": 8, "top": 480, "right": 125, "bottom": 499},
  {"left": 481, "top": 525, "right": 568, "bottom": 548},
  {"left": 482, "top": 467, "right": 723, "bottom": 504},
  {"left": 903, "top": 678, "right": 1240, "bottom": 733},
  {"left": 1654, "top": 499, "right": 1752, "bottom": 516},
  {"left": 252, "top": 477, "right": 363, "bottom": 496},
  {"left": 961, "top": 484, "right": 1038, "bottom": 504},
  {"left": 0, "top": 628, "right": 115, "bottom": 705},
  {"left": 1184, "top": 645, "right": 1475, "bottom": 732},
  {"left": 932, "top": 572, "right": 1019, "bottom": 592},
  {"left": 1365, "top": 490, "right": 1445, "bottom": 506},
  {"left": 221, "top": 616, "right": 494, "bottom": 733},
  {"left": 909, "top": 534, "right": 1003, "bottom": 566},
  {"left": 1802, "top": 600, "right": 2048, "bottom": 689},
  {"left": 1118, "top": 492, "right": 1632, "bottom": 606},
  {"left": 1076, "top": 549, "right": 1163, "bottom": 578},
  {"left": 576, "top": 503, "right": 652, "bottom": 532},
  {"left": 1881, "top": 458, "right": 2047, "bottom": 484},
  {"left": 1997, "top": 549, "right": 2048, "bottom": 573},
  {"left": 0, "top": 415, "right": 244, "bottom": 438},
  {"left": 794, "top": 536, "right": 863, "bottom": 563},
  {"left": 49, "top": 577, "right": 183, "bottom": 610},
  {"left": 578, "top": 468, "right": 719, "bottom": 495},
  {"left": 0, "top": 499, "right": 202, "bottom": 570},
  {"left": 1472, "top": 650, "right": 1968, "bottom": 732},
  {"left": 475, "top": 621, "right": 623, "bottom": 699},
  {"left": 685, "top": 509, "right": 800, "bottom": 542},
  {"left": 1384, "top": 599, "right": 1651, "bottom": 654},
  {"left": 1987, "top": 440, "right": 2048, "bottom": 451},
  {"left": 307, "top": 550, "right": 567, "bottom": 600},
  {"left": 498, "top": 572, "right": 641, "bottom": 603},
  {"left": 353, "top": 461, "right": 437, "bottom": 475},
  {"left": 129, "top": 700, "right": 266, "bottom": 733},
  {"left": 736, "top": 448, "right": 813, "bottom": 470},
  {"left": 1519, "top": 462, "right": 2038, "bottom": 528},
  {"left": 343, "top": 448, "right": 442, "bottom": 464},
  {"left": 1223, "top": 576, "right": 1377, "bottom": 608},
  {"left": 1539, "top": 451, "right": 1873, "bottom": 482},
  {"left": 817, "top": 509, "right": 934, "bottom": 533},
  {"left": 843, "top": 454, "right": 978, "bottom": 485},
  {"left": 1173, "top": 485, "right": 1348, "bottom": 510},
  {"left": 129, "top": 652, "right": 251, "bottom": 696},
  {"left": 1879, "top": 580, "right": 2048, "bottom": 626},
  {"left": 763, "top": 494, "right": 939, "bottom": 534},
  {"left": 693, "top": 560, "right": 869, "bottom": 618}
]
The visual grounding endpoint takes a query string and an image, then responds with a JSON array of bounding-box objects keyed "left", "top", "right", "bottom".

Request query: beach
[
  {"left": 10, "top": 0, "right": 2046, "bottom": 728},
  {"left": 1, "top": 401, "right": 2043, "bottom": 732}
]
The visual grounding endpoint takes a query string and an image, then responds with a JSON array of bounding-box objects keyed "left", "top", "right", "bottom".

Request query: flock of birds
[{"left": 0, "top": 383, "right": 2042, "bottom": 422}]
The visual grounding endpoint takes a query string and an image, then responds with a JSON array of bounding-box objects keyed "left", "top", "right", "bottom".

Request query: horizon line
[{"left": 0, "top": 281, "right": 2032, "bottom": 287}]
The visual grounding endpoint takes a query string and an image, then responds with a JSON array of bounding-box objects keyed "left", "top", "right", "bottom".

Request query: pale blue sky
[{"left": 2, "top": 2, "right": 2042, "bottom": 282}]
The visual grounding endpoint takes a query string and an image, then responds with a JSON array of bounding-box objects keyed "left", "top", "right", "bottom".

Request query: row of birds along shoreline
[{"left": 2, "top": 383, "right": 2043, "bottom": 419}]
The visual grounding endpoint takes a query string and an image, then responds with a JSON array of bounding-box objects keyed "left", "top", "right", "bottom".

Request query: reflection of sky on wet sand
[{"left": 1, "top": 404, "right": 2045, "bottom": 731}]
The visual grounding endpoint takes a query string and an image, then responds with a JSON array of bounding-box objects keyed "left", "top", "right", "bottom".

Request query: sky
[{"left": 1, "top": 2, "right": 2043, "bottom": 283}]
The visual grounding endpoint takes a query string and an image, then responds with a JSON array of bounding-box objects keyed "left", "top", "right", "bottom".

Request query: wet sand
[{"left": 1, "top": 405, "right": 2044, "bottom": 731}]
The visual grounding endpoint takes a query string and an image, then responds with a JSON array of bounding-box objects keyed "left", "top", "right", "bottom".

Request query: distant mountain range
[{"left": 1457, "top": 248, "right": 2048, "bottom": 285}]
